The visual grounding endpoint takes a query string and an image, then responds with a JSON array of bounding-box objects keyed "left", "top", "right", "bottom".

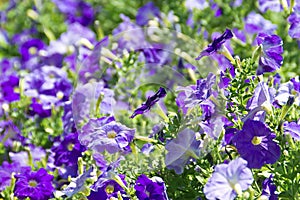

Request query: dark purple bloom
[
  {"left": 196, "top": 29, "right": 233, "bottom": 60},
  {"left": 136, "top": 2, "right": 160, "bottom": 26},
  {"left": 14, "top": 167, "right": 54, "bottom": 200},
  {"left": 1, "top": 75, "right": 20, "bottom": 102},
  {"left": 0, "top": 161, "right": 21, "bottom": 192},
  {"left": 51, "top": 132, "right": 86, "bottom": 167},
  {"left": 130, "top": 87, "right": 167, "bottom": 118},
  {"left": 19, "top": 38, "right": 45, "bottom": 62},
  {"left": 232, "top": 120, "right": 281, "bottom": 169},
  {"left": 288, "top": 4, "right": 300, "bottom": 38},
  {"left": 134, "top": 174, "right": 168, "bottom": 200},
  {"left": 244, "top": 12, "right": 277, "bottom": 35},
  {"left": 256, "top": 33, "right": 283, "bottom": 75},
  {"left": 80, "top": 117, "right": 135, "bottom": 154},
  {"left": 261, "top": 174, "right": 278, "bottom": 200},
  {"left": 283, "top": 120, "right": 300, "bottom": 141},
  {"left": 165, "top": 128, "right": 200, "bottom": 174},
  {"left": 204, "top": 157, "right": 253, "bottom": 200}
]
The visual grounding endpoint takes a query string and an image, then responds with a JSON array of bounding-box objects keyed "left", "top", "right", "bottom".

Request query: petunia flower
[
  {"left": 130, "top": 87, "right": 167, "bottom": 118},
  {"left": 0, "top": 75, "right": 20, "bottom": 102},
  {"left": 288, "top": 4, "right": 300, "bottom": 39},
  {"left": 258, "top": 0, "right": 282, "bottom": 13},
  {"left": 165, "top": 128, "right": 200, "bottom": 174},
  {"left": 260, "top": 174, "right": 278, "bottom": 200},
  {"left": 134, "top": 174, "right": 169, "bottom": 200},
  {"left": 14, "top": 167, "right": 54, "bottom": 200},
  {"left": 283, "top": 120, "right": 300, "bottom": 141},
  {"left": 80, "top": 117, "right": 135, "bottom": 154},
  {"left": 0, "top": 161, "right": 21, "bottom": 192},
  {"left": 19, "top": 38, "right": 45, "bottom": 62},
  {"left": 244, "top": 12, "right": 277, "bottom": 35},
  {"left": 203, "top": 157, "right": 254, "bottom": 200},
  {"left": 232, "top": 119, "right": 281, "bottom": 169},
  {"left": 195, "top": 29, "right": 233, "bottom": 60},
  {"left": 256, "top": 33, "right": 283, "bottom": 75},
  {"left": 136, "top": 2, "right": 160, "bottom": 26}
]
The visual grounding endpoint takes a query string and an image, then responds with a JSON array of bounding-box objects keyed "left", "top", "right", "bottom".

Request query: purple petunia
[
  {"left": 165, "top": 128, "right": 201, "bottom": 174},
  {"left": 196, "top": 29, "right": 233, "bottom": 60},
  {"left": 232, "top": 119, "right": 281, "bottom": 169},
  {"left": 19, "top": 38, "right": 45, "bottom": 62},
  {"left": 261, "top": 174, "right": 278, "bottom": 200},
  {"left": 136, "top": 2, "right": 160, "bottom": 26},
  {"left": 0, "top": 161, "right": 21, "bottom": 192},
  {"left": 80, "top": 117, "right": 135, "bottom": 154},
  {"left": 14, "top": 167, "right": 54, "bottom": 200},
  {"left": 1, "top": 75, "right": 20, "bottom": 102},
  {"left": 244, "top": 12, "right": 277, "bottom": 35},
  {"left": 258, "top": 0, "right": 282, "bottom": 13},
  {"left": 256, "top": 33, "right": 283, "bottom": 75},
  {"left": 283, "top": 120, "right": 300, "bottom": 141},
  {"left": 134, "top": 174, "right": 169, "bottom": 200},
  {"left": 130, "top": 87, "right": 167, "bottom": 118},
  {"left": 288, "top": 4, "right": 300, "bottom": 39},
  {"left": 204, "top": 157, "right": 254, "bottom": 200}
]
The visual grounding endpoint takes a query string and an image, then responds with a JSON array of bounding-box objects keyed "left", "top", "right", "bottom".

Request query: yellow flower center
[
  {"left": 105, "top": 184, "right": 114, "bottom": 194},
  {"left": 56, "top": 91, "right": 64, "bottom": 100},
  {"left": 29, "top": 47, "right": 37, "bottom": 55},
  {"left": 29, "top": 180, "right": 38, "bottom": 187},
  {"left": 107, "top": 131, "right": 117, "bottom": 139},
  {"left": 251, "top": 136, "right": 262, "bottom": 145},
  {"left": 67, "top": 143, "right": 74, "bottom": 151}
]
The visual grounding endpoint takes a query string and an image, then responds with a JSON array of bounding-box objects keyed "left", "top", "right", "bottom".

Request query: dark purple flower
[
  {"left": 256, "top": 33, "right": 283, "bottom": 75},
  {"left": 134, "top": 174, "right": 168, "bottom": 200},
  {"left": 80, "top": 117, "right": 135, "bottom": 154},
  {"left": 232, "top": 120, "right": 281, "bottom": 169},
  {"left": 1, "top": 75, "right": 20, "bottom": 102},
  {"left": 283, "top": 120, "right": 300, "bottom": 141},
  {"left": 165, "top": 128, "right": 200, "bottom": 174},
  {"left": 130, "top": 87, "right": 167, "bottom": 118},
  {"left": 19, "top": 38, "right": 45, "bottom": 62},
  {"left": 258, "top": 0, "right": 282, "bottom": 13},
  {"left": 51, "top": 132, "right": 86, "bottom": 167},
  {"left": 0, "top": 161, "right": 21, "bottom": 191},
  {"left": 14, "top": 167, "right": 54, "bottom": 200},
  {"left": 136, "top": 2, "right": 160, "bottom": 26},
  {"left": 288, "top": 4, "right": 300, "bottom": 38},
  {"left": 261, "top": 174, "right": 278, "bottom": 200},
  {"left": 244, "top": 12, "right": 277, "bottom": 35},
  {"left": 196, "top": 29, "right": 233, "bottom": 60},
  {"left": 204, "top": 157, "right": 253, "bottom": 200}
]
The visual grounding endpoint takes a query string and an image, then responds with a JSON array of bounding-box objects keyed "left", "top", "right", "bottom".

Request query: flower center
[
  {"left": 230, "top": 182, "right": 242, "bottom": 195},
  {"left": 107, "top": 131, "right": 117, "bottom": 139},
  {"left": 105, "top": 184, "right": 114, "bottom": 194},
  {"left": 56, "top": 91, "right": 64, "bottom": 100},
  {"left": 67, "top": 143, "right": 74, "bottom": 151},
  {"left": 29, "top": 180, "right": 38, "bottom": 187},
  {"left": 251, "top": 136, "right": 262, "bottom": 145},
  {"left": 29, "top": 46, "right": 37, "bottom": 55}
]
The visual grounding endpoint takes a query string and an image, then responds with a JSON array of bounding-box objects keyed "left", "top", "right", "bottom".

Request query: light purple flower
[
  {"left": 258, "top": 0, "right": 282, "bottom": 13},
  {"left": 136, "top": 2, "right": 160, "bottom": 26},
  {"left": 283, "top": 120, "right": 300, "bottom": 141},
  {"left": 185, "top": 0, "right": 208, "bottom": 10},
  {"left": 0, "top": 161, "right": 21, "bottom": 192},
  {"left": 232, "top": 120, "right": 281, "bottom": 169},
  {"left": 288, "top": 4, "right": 300, "bottom": 38},
  {"left": 244, "top": 12, "right": 277, "bottom": 35},
  {"left": 80, "top": 117, "right": 135, "bottom": 154},
  {"left": 165, "top": 128, "right": 200, "bottom": 174},
  {"left": 204, "top": 157, "right": 253, "bottom": 200},
  {"left": 256, "top": 33, "right": 283, "bottom": 75}
]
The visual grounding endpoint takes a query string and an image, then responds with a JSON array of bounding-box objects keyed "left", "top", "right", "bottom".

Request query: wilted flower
[
  {"left": 196, "top": 29, "right": 233, "bottom": 60},
  {"left": 165, "top": 128, "right": 200, "bottom": 174},
  {"left": 14, "top": 167, "right": 54, "bottom": 200},
  {"left": 204, "top": 157, "right": 254, "bottom": 200},
  {"left": 130, "top": 87, "right": 167, "bottom": 118},
  {"left": 256, "top": 33, "right": 283, "bottom": 75},
  {"left": 232, "top": 120, "right": 281, "bottom": 169},
  {"left": 135, "top": 174, "right": 169, "bottom": 200}
]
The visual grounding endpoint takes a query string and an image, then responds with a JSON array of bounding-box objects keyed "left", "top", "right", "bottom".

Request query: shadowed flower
[
  {"left": 136, "top": 2, "right": 160, "bottom": 26},
  {"left": 204, "top": 157, "right": 253, "bottom": 200},
  {"left": 135, "top": 174, "right": 169, "bottom": 200},
  {"left": 196, "top": 29, "right": 233, "bottom": 60},
  {"left": 80, "top": 117, "right": 135, "bottom": 154},
  {"left": 14, "top": 167, "right": 54, "bottom": 200},
  {"left": 256, "top": 33, "right": 283, "bottom": 75},
  {"left": 261, "top": 174, "right": 278, "bottom": 200},
  {"left": 130, "top": 87, "right": 167, "bottom": 118},
  {"left": 283, "top": 120, "right": 300, "bottom": 141},
  {"left": 232, "top": 120, "right": 281, "bottom": 169},
  {"left": 165, "top": 128, "right": 200, "bottom": 174}
]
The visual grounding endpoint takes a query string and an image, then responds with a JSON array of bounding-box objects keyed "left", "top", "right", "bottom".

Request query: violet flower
[
  {"left": 232, "top": 120, "right": 281, "bottom": 169},
  {"left": 0, "top": 161, "right": 21, "bottom": 192},
  {"left": 196, "top": 29, "right": 233, "bottom": 60},
  {"left": 258, "top": 0, "right": 282, "bottom": 13},
  {"left": 185, "top": 0, "right": 208, "bottom": 10},
  {"left": 136, "top": 2, "right": 160, "bottom": 26},
  {"left": 165, "top": 128, "right": 201, "bottom": 174},
  {"left": 256, "top": 33, "right": 283, "bottom": 75},
  {"left": 288, "top": 4, "right": 300, "bottom": 39},
  {"left": 244, "top": 12, "right": 277, "bottom": 35},
  {"left": 14, "top": 167, "right": 54, "bottom": 200},
  {"left": 283, "top": 120, "right": 300, "bottom": 141},
  {"left": 203, "top": 157, "right": 254, "bottom": 200},
  {"left": 1, "top": 75, "right": 20, "bottom": 102},
  {"left": 80, "top": 117, "right": 135, "bottom": 154},
  {"left": 261, "top": 174, "right": 278, "bottom": 200},
  {"left": 130, "top": 87, "right": 167, "bottom": 118},
  {"left": 19, "top": 38, "right": 45, "bottom": 62},
  {"left": 134, "top": 174, "right": 169, "bottom": 200}
]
